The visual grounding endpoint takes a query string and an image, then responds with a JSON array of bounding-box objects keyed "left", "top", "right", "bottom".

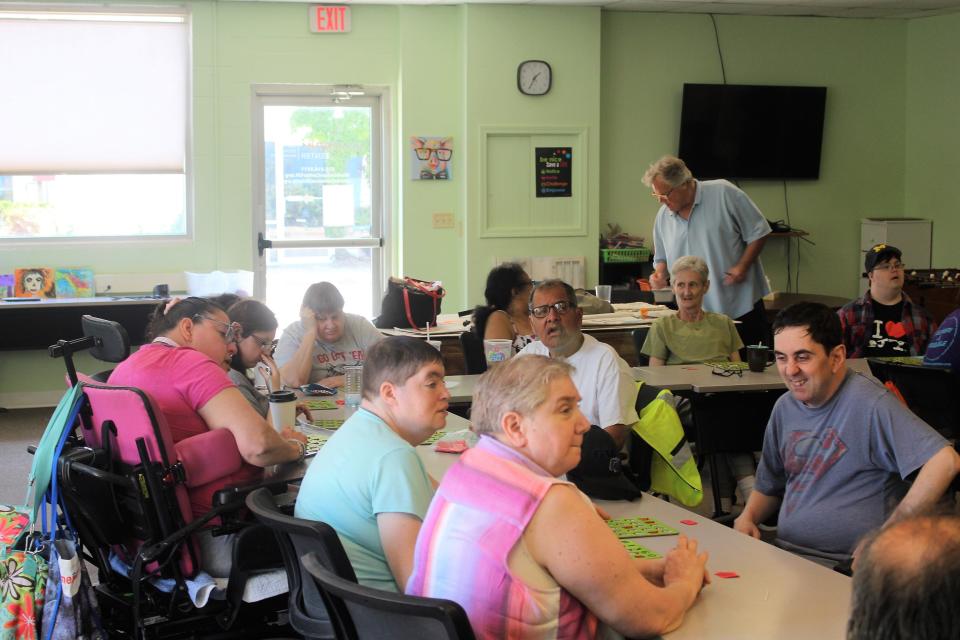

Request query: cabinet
[{"left": 859, "top": 218, "right": 931, "bottom": 292}]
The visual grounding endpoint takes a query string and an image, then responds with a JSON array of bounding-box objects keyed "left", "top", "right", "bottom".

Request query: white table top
[
  {"left": 416, "top": 445, "right": 851, "bottom": 640},
  {"left": 0, "top": 295, "right": 166, "bottom": 310},
  {"left": 633, "top": 359, "right": 874, "bottom": 393}
]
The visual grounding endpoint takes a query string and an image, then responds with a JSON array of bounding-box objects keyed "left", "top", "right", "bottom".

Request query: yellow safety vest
[{"left": 632, "top": 386, "right": 703, "bottom": 507}]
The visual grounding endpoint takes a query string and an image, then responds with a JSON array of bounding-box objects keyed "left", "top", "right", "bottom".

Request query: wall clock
[{"left": 517, "top": 60, "right": 552, "bottom": 96}]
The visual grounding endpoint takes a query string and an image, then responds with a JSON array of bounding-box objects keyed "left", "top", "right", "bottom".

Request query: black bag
[
  {"left": 374, "top": 277, "right": 445, "bottom": 329},
  {"left": 567, "top": 425, "right": 646, "bottom": 501}
]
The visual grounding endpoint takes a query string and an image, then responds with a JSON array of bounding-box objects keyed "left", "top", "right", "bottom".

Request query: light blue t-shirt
[
  {"left": 295, "top": 408, "right": 434, "bottom": 592},
  {"left": 653, "top": 179, "right": 771, "bottom": 318}
]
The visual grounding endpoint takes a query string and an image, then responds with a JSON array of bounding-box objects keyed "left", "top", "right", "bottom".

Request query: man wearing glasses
[
  {"left": 516, "top": 279, "right": 638, "bottom": 449},
  {"left": 838, "top": 244, "right": 937, "bottom": 358},
  {"left": 642, "top": 156, "right": 772, "bottom": 349}
]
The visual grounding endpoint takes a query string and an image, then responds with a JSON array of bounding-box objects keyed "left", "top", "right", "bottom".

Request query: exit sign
[{"left": 309, "top": 5, "right": 351, "bottom": 33}]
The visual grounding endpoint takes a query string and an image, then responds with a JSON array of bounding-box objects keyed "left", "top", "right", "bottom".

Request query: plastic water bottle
[{"left": 344, "top": 365, "right": 363, "bottom": 407}]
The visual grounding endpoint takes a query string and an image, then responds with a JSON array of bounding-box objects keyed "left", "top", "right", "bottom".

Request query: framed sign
[{"left": 535, "top": 147, "right": 572, "bottom": 198}]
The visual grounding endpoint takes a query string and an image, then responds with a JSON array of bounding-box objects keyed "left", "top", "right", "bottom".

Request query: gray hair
[
  {"left": 471, "top": 355, "right": 574, "bottom": 436},
  {"left": 642, "top": 155, "right": 693, "bottom": 188},
  {"left": 670, "top": 255, "right": 709, "bottom": 283},
  {"left": 528, "top": 278, "right": 577, "bottom": 309}
]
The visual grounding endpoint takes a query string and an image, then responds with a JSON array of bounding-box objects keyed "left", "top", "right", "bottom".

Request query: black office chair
[
  {"left": 301, "top": 552, "right": 476, "bottom": 640},
  {"left": 458, "top": 330, "right": 487, "bottom": 374},
  {"left": 630, "top": 327, "right": 651, "bottom": 366},
  {"left": 867, "top": 358, "right": 960, "bottom": 439},
  {"left": 245, "top": 487, "right": 357, "bottom": 640}
]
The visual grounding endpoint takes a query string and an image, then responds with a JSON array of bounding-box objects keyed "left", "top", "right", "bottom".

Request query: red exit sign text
[{"left": 309, "top": 5, "right": 351, "bottom": 33}]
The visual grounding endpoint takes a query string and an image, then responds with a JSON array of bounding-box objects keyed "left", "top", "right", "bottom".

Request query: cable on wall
[{"left": 709, "top": 15, "right": 727, "bottom": 84}]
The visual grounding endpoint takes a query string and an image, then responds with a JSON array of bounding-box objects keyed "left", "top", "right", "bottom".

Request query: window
[{"left": 0, "top": 7, "right": 190, "bottom": 240}]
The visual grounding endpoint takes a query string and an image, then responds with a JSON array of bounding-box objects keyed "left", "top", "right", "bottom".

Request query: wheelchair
[{"left": 46, "top": 315, "right": 294, "bottom": 639}]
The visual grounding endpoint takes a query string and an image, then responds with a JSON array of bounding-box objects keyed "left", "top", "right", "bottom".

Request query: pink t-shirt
[{"left": 108, "top": 342, "right": 261, "bottom": 517}]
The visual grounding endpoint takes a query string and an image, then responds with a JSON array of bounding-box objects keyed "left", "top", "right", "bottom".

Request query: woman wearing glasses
[
  {"left": 108, "top": 297, "right": 307, "bottom": 577},
  {"left": 227, "top": 299, "right": 281, "bottom": 416}
]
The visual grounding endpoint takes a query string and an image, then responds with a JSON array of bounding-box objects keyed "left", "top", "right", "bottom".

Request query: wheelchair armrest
[{"left": 175, "top": 429, "right": 244, "bottom": 488}]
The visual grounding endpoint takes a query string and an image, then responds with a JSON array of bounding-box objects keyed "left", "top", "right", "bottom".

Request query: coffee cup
[
  {"left": 746, "top": 345, "right": 774, "bottom": 373},
  {"left": 483, "top": 339, "right": 513, "bottom": 366},
  {"left": 268, "top": 389, "right": 297, "bottom": 431}
]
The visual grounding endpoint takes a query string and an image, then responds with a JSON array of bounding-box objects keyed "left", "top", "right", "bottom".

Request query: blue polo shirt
[{"left": 653, "top": 179, "right": 771, "bottom": 318}]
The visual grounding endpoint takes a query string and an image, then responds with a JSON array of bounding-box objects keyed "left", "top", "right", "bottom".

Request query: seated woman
[
  {"left": 108, "top": 296, "right": 307, "bottom": 577},
  {"left": 640, "top": 255, "right": 754, "bottom": 511},
  {"left": 407, "top": 355, "right": 709, "bottom": 638},
  {"left": 295, "top": 337, "right": 449, "bottom": 592},
  {"left": 227, "top": 299, "right": 281, "bottom": 416},
  {"left": 275, "top": 281, "right": 383, "bottom": 388},
  {"left": 471, "top": 263, "right": 535, "bottom": 353}
]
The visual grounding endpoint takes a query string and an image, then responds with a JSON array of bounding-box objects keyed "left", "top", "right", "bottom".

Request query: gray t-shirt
[
  {"left": 275, "top": 313, "right": 384, "bottom": 383},
  {"left": 228, "top": 368, "right": 269, "bottom": 418},
  {"left": 755, "top": 369, "right": 947, "bottom": 554}
]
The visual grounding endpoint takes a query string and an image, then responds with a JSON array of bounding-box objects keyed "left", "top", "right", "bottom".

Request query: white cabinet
[{"left": 859, "top": 218, "right": 931, "bottom": 292}]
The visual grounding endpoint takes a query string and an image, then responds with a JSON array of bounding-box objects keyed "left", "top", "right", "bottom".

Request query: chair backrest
[
  {"left": 631, "top": 327, "right": 651, "bottom": 366},
  {"left": 82, "top": 314, "right": 131, "bottom": 363},
  {"left": 458, "top": 331, "right": 488, "bottom": 375},
  {"left": 245, "top": 487, "right": 356, "bottom": 639},
  {"left": 866, "top": 359, "right": 960, "bottom": 438},
  {"left": 301, "top": 552, "right": 476, "bottom": 640},
  {"left": 77, "top": 382, "right": 200, "bottom": 578}
]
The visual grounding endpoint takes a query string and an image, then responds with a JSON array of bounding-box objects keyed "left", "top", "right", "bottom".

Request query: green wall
[
  {"left": 905, "top": 11, "right": 960, "bottom": 266},
  {"left": 601, "top": 12, "right": 908, "bottom": 298},
  {"left": 4, "top": 2, "right": 959, "bottom": 406}
]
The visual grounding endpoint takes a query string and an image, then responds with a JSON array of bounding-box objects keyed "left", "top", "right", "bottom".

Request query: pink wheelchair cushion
[{"left": 175, "top": 429, "right": 244, "bottom": 488}]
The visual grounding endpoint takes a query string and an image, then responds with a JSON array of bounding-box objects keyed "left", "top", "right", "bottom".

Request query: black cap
[{"left": 864, "top": 244, "right": 902, "bottom": 272}]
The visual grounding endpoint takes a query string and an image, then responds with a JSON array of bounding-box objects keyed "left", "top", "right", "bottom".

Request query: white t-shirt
[
  {"left": 518, "top": 334, "right": 639, "bottom": 429},
  {"left": 275, "top": 313, "right": 384, "bottom": 383}
]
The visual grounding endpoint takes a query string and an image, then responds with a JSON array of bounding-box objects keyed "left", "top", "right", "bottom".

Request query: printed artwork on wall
[
  {"left": 0, "top": 274, "right": 13, "bottom": 298},
  {"left": 55, "top": 268, "right": 95, "bottom": 298},
  {"left": 411, "top": 136, "right": 452, "bottom": 180},
  {"left": 14, "top": 267, "right": 56, "bottom": 298}
]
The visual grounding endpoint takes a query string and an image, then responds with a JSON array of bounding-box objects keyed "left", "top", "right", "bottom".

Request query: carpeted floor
[{"left": 0, "top": 407, "right": 54, "bottom": 506}]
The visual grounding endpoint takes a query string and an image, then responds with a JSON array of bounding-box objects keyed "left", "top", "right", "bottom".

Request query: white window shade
[{"left": 0, "top": 11, "right": 188, "bottom": 175}]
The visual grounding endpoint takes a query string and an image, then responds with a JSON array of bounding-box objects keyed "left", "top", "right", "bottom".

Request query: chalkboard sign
[{"left": 535, "top": 147, "right": 572, "bottom": 198}]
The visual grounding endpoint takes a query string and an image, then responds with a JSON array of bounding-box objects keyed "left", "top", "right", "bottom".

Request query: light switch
[{"left": 432, "top": 213, "right": 454, "bottom": 229}]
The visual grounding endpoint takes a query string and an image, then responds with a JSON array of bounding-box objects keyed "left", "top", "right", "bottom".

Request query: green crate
[{"left": 602, "top": 247, "right": 650, "bottom": 263}]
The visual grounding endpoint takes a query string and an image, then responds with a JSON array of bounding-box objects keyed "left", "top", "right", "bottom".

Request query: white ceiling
[{"left": 315, "top": 0, "right": 960, "bottom": 19}]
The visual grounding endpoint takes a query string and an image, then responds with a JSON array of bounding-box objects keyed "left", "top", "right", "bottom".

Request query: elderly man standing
[
  {"left": 516, "top": 279, "right": 638, "bottom": 449},
  {"left": 838, "top": 243, "right": 937, "bottom": 358},
  {"left": 643, "top": 155, "right": 772, "bottom": 348},
  {"left": 734, "top": 302, "right": 960, "bottom": 563}
]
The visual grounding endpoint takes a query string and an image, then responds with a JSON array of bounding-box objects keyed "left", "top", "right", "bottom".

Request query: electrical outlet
[{"left": 432, "top": 213, "right": 454, "bottom": 229}]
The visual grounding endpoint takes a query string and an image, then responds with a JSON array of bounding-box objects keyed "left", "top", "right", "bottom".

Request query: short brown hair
[
  {"left": 361, "top": 336, "right": 443, "bottom": 400},
  {"left": 471, "top": 355, "right": 573, "bottom": 436}
]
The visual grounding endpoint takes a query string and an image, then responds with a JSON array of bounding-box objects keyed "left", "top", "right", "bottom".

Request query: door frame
[{"left": 250, "top": 84, "right": 392, "bottom": 315}]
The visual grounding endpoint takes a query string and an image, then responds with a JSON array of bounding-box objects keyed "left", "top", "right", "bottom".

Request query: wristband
[{"left": 288, "top": 438, "right": 306, "bottom": 463}]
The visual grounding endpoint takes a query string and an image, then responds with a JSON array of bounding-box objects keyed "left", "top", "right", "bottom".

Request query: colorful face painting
[
  {"left": 411, "top": 136, "right": 452, "bottom": 180},
  {"left": 14, "top": 267, "right": 56, "bottom": 298}
]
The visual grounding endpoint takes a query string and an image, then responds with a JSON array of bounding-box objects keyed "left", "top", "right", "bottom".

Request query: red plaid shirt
[{"left": 837, "top": 290, "right": 937, "bottom": 358}]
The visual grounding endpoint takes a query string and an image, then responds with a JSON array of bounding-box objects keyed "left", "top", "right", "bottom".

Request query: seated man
[
  {"left": 838, "top": 244, "right": 937, "bottom": 358},
  {"left": 642, "top": 255, "right": 754, "bottom": 510},
  {"left": 294, "top": 337, "right": 449, "bottom": 592},
  {"left": 734, "top": 302, "right": 960, "bottom": 560},
  {"left": 276, "top": 281, "right": 383, "bottom": 388},
  {"left": 848, "top": 510, "right": 960, "bottom": 640},
  {"left": 517, "top": 278, "right": 638, "bottom": 449}
]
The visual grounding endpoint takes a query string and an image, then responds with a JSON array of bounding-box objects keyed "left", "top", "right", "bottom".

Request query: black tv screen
[{"left": 678, "top": 83, "right": 827, "bottom": 180}]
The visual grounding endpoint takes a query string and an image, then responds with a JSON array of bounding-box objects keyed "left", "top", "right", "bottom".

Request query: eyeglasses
[
  {"left": 711, "top": 367, "right": 743, "bottom": 378},
  {"left": 251, "top": 335, "right": 279, "bottom": 354},
  {"left": 651, "top": 181, "right": 686, "bottom": 201},
  {"left": 194, "top": 314, "right": 240, "bottom": 343},
  {"left": 873, "top": 261, "right": 906, "bottom": 272},
  {"left": 529, "top": 300, "right": 575, "bottom": 319},
  {"left": 414, "top": 148, "right": 452, "bottom": 161}
]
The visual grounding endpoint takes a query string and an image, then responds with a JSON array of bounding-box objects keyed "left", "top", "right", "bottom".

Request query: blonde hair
[{"left": 471, "top": 355, "right": 573, "bottom": 436}]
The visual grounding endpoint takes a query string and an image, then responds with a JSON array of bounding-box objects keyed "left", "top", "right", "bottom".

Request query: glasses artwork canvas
[{"left": 411, "top": 136, "right": 452, "bottom": 180}]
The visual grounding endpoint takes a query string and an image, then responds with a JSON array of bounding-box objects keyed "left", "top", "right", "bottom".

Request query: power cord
[{"left": 709, "top": 15, "right": 727, "bottom": 84}]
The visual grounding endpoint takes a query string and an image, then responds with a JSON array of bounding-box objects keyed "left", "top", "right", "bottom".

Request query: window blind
[{"left": 0, "top": 9, "right": 189, "bottom": 174}]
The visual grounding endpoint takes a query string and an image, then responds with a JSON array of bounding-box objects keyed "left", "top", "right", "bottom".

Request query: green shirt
[{"left": 641, "top": 312, "right": 744, "bottom": 365}]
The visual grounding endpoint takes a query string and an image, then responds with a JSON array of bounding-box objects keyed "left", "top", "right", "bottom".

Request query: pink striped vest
[{"left": 407, "top": 436, "right": 599, "bottom": 639}]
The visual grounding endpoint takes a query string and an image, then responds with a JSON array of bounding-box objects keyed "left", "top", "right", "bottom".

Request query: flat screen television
[{"left": 677, "top": 83, "right": 827, "bottom": 180}]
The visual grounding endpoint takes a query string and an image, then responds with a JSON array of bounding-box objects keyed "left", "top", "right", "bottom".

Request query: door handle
[{"left": 257, "top": 232, "right": 273, "bottom": 257}]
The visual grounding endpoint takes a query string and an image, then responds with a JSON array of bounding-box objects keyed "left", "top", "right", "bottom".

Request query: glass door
[{"left": 252, "top": 88, "right": 387, "bottom": 329}]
